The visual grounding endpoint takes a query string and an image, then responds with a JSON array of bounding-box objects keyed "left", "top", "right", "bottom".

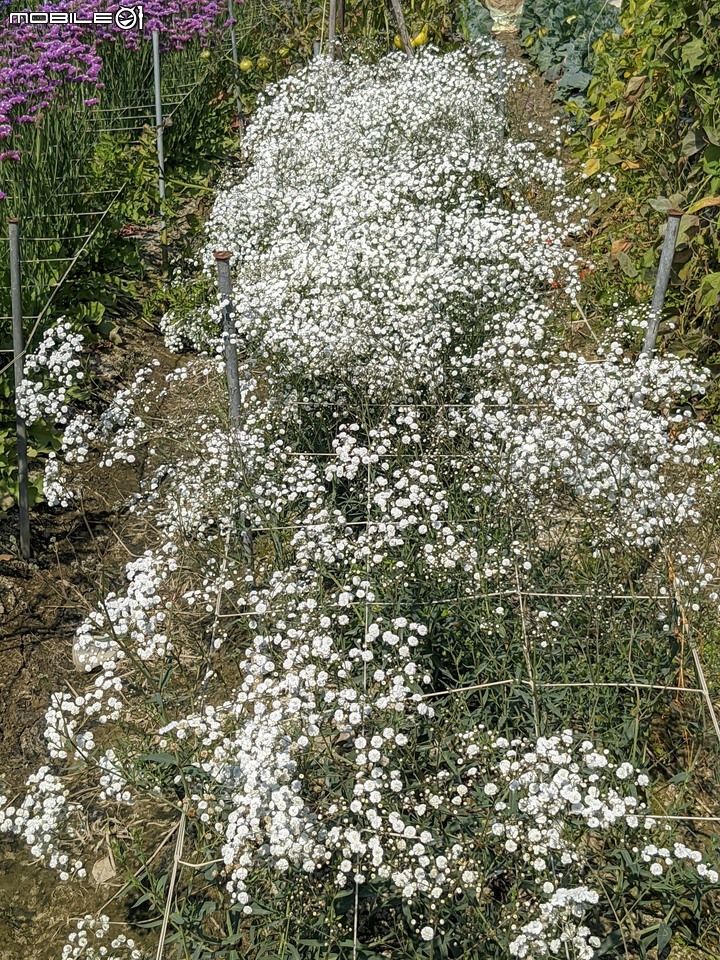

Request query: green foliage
[
  {"left": 251, "top": 0, "right": 456, "bottom": 59},
  {"left": 457, "top": 0, "right": 495, "bottom": 41},
  {"left": 0, "top": 20, "right": 253, "bottom": 510},
  {"left": 519, "top": 0, "right": 620, "bottom": 102},
  {"left": 570, "top": 0, "right": 720, "bottom": 393}
]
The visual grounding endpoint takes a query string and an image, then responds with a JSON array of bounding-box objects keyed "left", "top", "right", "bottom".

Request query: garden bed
[{"left": 2, "top": 33, "right": 720, "bottom": 960}]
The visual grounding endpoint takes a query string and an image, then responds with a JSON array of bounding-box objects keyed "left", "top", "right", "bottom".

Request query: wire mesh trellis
[{"left": 1, "top": 9, "right": 245, "bottom": 555}]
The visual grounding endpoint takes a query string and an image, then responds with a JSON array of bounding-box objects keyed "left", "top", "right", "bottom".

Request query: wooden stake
[
  {"left": 328, "top": 0, "right": 337, "bottom": 59},
  {"left": 389, "top": 0, "right": 413, "bottom": 56}
]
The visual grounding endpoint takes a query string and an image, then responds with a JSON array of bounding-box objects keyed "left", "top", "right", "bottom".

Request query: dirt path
[{"left": 0, "top": 316, "right": 183, "bottom": 956}]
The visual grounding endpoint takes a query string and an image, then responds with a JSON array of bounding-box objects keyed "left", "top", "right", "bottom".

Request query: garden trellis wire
[
  {"left": 2, "top": 9, "right": 242, "bottom": 555},
  {"left": 146, "top": 281, "right": 720, "bottom": 951},
  {"left": 128, "top": 293, "right": 720, "bottom": 940}
]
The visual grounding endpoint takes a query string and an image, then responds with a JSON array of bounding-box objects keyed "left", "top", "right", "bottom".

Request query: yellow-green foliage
[{"left": 572, "top": 0, "right": 720, "bottom": 367}]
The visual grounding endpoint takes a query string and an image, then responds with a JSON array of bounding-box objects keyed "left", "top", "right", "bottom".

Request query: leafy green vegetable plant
[{"left": 519, "top": 0, "right": 620, "bottom": 103}]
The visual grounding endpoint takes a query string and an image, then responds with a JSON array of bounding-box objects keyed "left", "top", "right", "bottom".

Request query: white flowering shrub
[{"left": 3, "top": 46, "right": 720, "bottom": 959}]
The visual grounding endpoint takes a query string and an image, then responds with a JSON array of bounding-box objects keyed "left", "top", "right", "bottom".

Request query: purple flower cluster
[{"left": 0, "top": 0, "right": 228, "bottom": 142}]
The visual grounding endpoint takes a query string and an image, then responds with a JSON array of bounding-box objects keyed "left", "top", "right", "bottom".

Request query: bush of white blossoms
[{"left": 4, "top": 43, "right": 720, "bottom": 959}]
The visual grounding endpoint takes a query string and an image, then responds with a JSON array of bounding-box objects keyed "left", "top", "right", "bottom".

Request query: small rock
[{"left": 92, "top": 855, "right": 116, "bottom": 885}]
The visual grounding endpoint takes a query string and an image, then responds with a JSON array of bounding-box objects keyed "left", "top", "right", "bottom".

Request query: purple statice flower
[{"left": 0, "top": 0, "right": 228, "bottom": 136}]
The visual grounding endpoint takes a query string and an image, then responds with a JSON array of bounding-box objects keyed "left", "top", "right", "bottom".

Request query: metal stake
[
  {"left": 152, "top": 29, "right": 169, "bottom": 277},
  {"left": 497, "top": 46, "right": 506, "bottom": 147},
  {"left": 214, "top": 252, "right": 242, "bottom": 429},
  {"left": 9, "top": 218, "right": 31, "bottom": 560},
  {"left": 641, "top": 209, "right": 684, "bottom": 358},
  {"left": 213, "top": 250, "right": 253, "bottom": 577},
  {"left": 313, "top": 40, "right": 321, "bottom": 58},
  {"left": 227, "top": 0, "right": 244, "bottom": 135}
]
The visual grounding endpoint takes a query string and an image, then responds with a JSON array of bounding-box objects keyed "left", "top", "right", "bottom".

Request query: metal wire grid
[
  {"left": 74, "top": 334, "right": 720, "bottom": 933},
  {"left": 1, "top": 20, "right": 235, "bottom": 372},
  {"left": 188, "top": 352, "right": 720, "bottom": 954},
  {"left": 0, "top": 182, "right": 127, "bottom": 377}
]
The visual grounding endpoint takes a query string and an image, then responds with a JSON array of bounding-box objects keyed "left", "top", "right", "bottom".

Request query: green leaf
[
  {"left": 648, "top": 197, "right": 672, "bottom": 213},
  {"left": 681, "top": 129, "right": 706, "bottom": 157},
  {"left": 617, "top": 251, "right": 638, "bottom": 277},
  {"left": 138, "top": 751, "right": 179, "bottom": 767},
  {"left": 596, "top": 930, "right": 625, "bottom": 957},
  {"left": 557, "top": 70, "right": 593, "bottom": 92},
  {"left": 697, "top": 272, "right": 720, "bottom": 310},
  {"left": 657, "top": 922, "right": 672, "bottom": 954},
  {"left": 687, "top": 195, "right": 720, "bottom": 214},
  {"left": 669, "top": 769, "right": 691, "bottom": 784},
  {"left": 702, "top": 144, "right": 720, "bottom": 175},
  {"left": 681, "top": 37, "right": 704, "bottom": 69}
]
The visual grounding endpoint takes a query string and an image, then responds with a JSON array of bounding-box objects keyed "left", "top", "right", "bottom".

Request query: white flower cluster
[
  {"left": 509, "top": 887, "right": 600, "bottom": 960},
  {"left": 462, "top": 351, "right": 716, "bottom": 548},
  {"left": 16, "top": 320, "right": 84, "bottom": 426},
  {"left": 42, "top": 454, "right": 75, "bottom": 507},
  {"left": 0, "top": 767, "right": 84, "bottom": 879},
  {"left": 202, "top": 46, "right": 583, "bottom": 399},
  {"left": 60, "top": 915, "right": 143, "bottom": 960},
  {"left": 97, "top": 749, "right": 132, "bottom": 804},
  {"left": 74, "top": 544, "right": 179, "bottom": 667},
  {"left": 394, "top": 729, "right": 718, "bottom": 954}
]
